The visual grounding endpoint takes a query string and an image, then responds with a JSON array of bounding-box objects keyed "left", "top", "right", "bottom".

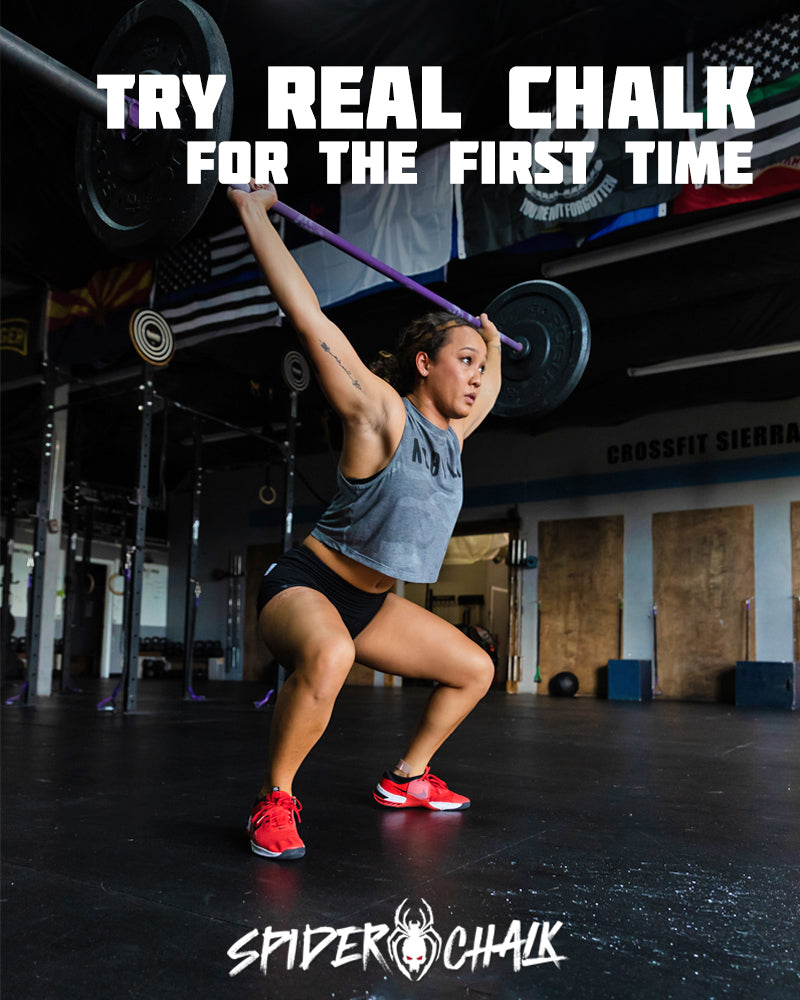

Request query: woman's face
[{"left": 417, "top": 326, "right": 487, "bottom": 419}]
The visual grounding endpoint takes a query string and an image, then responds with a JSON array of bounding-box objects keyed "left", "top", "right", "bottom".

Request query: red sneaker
[
  {"left": 247, "top": 790, "right": 305, "bottom": 859},
  {"left": 373, "top": 768, "right": 470, "bottom": 811}
]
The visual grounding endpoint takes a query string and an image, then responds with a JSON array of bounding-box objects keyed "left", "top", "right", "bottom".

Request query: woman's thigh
[
  {"left": 258, "top": 586, "right": 356, "bottom": 674},
  {"left": 353, "top": 593, "right": 494, "bottom": 687}
]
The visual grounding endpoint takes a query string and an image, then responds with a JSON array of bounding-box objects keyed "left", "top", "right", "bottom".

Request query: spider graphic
[{"left": 387, "top": 898, "right": 442, "bottom": 981}]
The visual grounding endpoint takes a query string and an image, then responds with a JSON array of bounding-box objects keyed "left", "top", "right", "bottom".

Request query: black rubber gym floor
[{"left": 2, "top": 680, "right": 798, "bottom": 1000}]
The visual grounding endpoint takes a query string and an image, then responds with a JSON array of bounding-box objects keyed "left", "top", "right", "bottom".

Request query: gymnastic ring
[
  {"left": 258, "top": 485, "right": 277, "bottom": 506},
  {"left": 108, "top": 574, "right": 125, "bottom": 596}
]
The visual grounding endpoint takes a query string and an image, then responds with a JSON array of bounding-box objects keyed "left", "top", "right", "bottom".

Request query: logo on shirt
[{"left": 412, "top": 437, "right": 461, "bottom": 479}]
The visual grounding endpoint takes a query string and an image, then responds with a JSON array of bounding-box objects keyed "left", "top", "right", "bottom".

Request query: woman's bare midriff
[{"left": 302, "top": 535, "right": 396, "bottom": 594}]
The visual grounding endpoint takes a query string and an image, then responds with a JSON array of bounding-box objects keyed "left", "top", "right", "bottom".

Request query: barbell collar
[{"left": 508, "top": 336, "right": 532, "bottom": 361}]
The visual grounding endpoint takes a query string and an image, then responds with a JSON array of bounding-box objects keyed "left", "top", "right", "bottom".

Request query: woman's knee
[
  {"left": 294, "top": 635, "right": 356, "bottom": 701},
  {"left": 461, "top": 645, "right": 496, "bottom": 694},
  {"left": 478, "top": 650, "right": 496, "bottom": 693}
]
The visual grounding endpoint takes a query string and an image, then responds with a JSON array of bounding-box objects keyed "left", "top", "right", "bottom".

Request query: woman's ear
[{"left": 415, "top": 350, "right": 431, "bottom": 378}]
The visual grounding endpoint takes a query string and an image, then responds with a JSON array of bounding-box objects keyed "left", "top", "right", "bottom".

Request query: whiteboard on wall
[
  {"left": 1, "top": 546, "right": 67, "bottom": 624},
  {"left": 1, "top": 548, "right": 167, "bottom": 629},
  {"left": 6, "top": 546, "right": 33, "bottom": 624},
  {"left": 141, "top": 563, "right": 168, "bottom": 627}
]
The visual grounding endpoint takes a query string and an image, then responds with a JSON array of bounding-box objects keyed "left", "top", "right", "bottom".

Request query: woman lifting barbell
[{"left": 229, "top": 181, "right": 502, "bottom": 860}]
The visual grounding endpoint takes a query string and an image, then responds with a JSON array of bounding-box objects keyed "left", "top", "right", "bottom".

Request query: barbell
[{"left": 0, "top": 0, "right": 590, "bottom": 418}]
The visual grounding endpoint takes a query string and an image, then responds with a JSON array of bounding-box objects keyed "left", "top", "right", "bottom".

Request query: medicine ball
[{"left": 548, "top": 671, "right": 579, "bottom": 697}]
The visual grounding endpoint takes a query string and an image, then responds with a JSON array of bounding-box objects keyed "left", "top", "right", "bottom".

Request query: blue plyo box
[
  {"left": 735, "top": 661, "right": 799, "bottom": 710},
  {"left": 608, "top": 659, "right": 652, "bottom": 701}
]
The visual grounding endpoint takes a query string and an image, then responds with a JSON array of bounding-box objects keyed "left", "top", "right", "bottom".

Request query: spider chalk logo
[
  {"left": 227, "top": 898, "right": 566, "bottom": 979},
  {"left": 387, "top": 898, "right": 441, "bottom": 981}
]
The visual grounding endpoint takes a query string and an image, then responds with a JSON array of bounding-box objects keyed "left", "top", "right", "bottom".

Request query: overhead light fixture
[
  {"left": 627, "top": 341, "right": 800, "bottom": 377},
  {"left": 542, "top": 201, "right": 800, "bottom": 277}
]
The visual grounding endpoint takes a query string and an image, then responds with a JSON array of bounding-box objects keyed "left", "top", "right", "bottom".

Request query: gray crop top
[{"left": 311, "top": 398, "right": 463, "bottom": 583}]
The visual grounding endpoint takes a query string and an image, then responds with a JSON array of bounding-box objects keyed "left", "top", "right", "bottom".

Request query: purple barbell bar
[{"left": 230, "top": 185, "right": 524, "bottom": 354}]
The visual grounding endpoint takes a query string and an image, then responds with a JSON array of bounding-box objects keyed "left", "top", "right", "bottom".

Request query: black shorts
[{"left": 256, "top": 546, "right": 389, "bottom": 639}]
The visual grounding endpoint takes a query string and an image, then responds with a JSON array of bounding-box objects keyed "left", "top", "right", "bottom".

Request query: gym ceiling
[{"left": 1, "top": 0, "right": 799, "bottom": 502}]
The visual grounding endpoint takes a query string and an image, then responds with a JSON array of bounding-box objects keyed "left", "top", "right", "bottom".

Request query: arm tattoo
[{"left": 320, "top": 341, "right": 363, "bottom": 391}]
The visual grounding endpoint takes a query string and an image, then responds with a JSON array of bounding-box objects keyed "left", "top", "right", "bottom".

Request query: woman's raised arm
[{"left": 228, "top": 183, "right": 398, "bottom": 430}]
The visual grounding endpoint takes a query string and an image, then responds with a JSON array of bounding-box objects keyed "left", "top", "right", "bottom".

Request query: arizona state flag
[{"left": 46, "top": 260, "right": 153, "bottom": 367}]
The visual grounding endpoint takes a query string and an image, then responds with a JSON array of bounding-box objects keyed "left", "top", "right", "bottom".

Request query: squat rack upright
[{"left": 5, "top": 359, "right": 298, "bottom": 713}]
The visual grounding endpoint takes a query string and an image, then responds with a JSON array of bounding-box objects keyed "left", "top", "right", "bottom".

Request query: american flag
[
  {"left": 154, "top": 225, "right": 280, "bottom": 345},
  {"left": 690, "top": 12, "right": 800, "bottom": 171}
]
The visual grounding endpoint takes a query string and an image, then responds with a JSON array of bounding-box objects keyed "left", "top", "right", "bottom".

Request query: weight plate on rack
[
  {"left": 281, "top": 349, "right": 311, "bottom": 392},
  {"left": 129, "top": 308, "right": 174, "bottom": 365}
]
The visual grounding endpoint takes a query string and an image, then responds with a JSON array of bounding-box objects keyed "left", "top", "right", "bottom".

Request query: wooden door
[
  {"left": 652, "top": 506, "right": 755, "bottom": 701},
  {"left": 538, "top": 516, "right": 624, "bottom": 696}
]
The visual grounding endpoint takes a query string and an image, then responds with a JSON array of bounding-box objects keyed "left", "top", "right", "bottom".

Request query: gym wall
[
  {"left": 460, "top": 395, "right": 799, "bottom": 699},
  {"left": 164, "top": 395, "right": 798, "bottom": 700}
]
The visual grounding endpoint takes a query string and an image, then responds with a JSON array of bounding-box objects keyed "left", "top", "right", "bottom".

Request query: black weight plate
[
  {"left": 488, "top": 280, "right": 591, "bottom": 419},
  {"left": 76, "top": 0, "right": 232, "bottom": 256}
]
